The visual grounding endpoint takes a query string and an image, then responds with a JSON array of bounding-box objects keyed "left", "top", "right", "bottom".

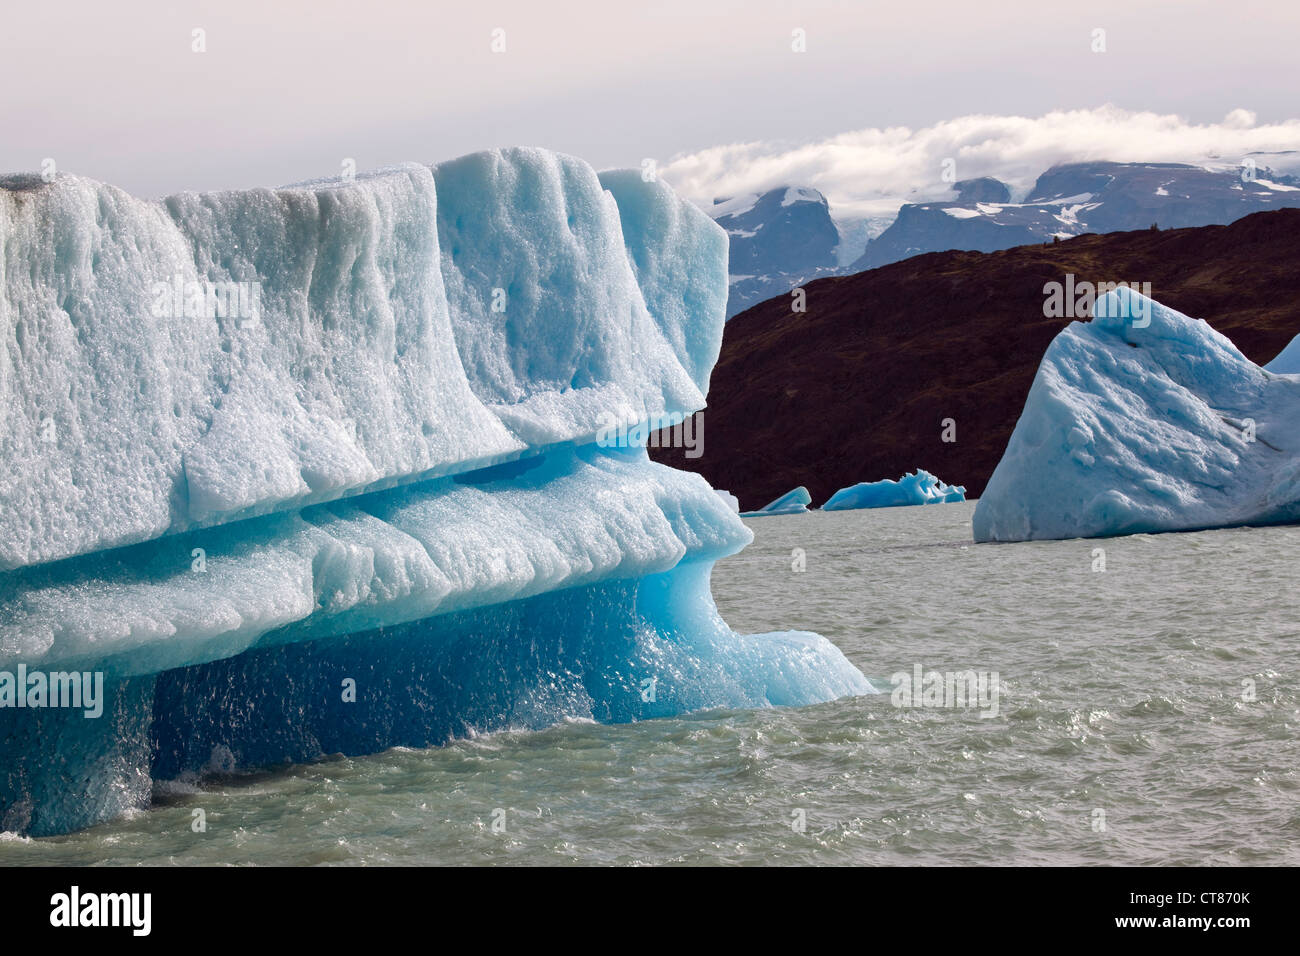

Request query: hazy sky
[{"left": 3, "top": 0, "right": 1298, "bottom": 198}]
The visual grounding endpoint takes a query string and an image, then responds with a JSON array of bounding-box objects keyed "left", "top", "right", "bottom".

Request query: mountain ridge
[
  {"left": 652, "top": 207, "right": 1300, "bottom": 510},
  {"left": 710, "top": 161, "right": 1300, "bottom": 318}
]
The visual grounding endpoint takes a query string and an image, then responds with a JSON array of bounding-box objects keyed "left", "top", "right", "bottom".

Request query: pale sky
[{"left": 3, "top": 0, "right": 1298, "bottom": 198}]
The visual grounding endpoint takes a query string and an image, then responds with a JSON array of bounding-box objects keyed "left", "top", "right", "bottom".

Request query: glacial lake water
[{"left": 3, "top": 501, "right": 1298, "bottom": 865}]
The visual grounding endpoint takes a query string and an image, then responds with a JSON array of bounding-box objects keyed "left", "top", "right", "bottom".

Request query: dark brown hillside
[{"left": 651, "top": 209, "right": 1300, "bottom": 509}]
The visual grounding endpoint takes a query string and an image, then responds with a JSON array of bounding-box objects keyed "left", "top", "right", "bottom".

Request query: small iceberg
[
  {"left": 822, "top": 470, "right": 966, "bottom": 511},
  {"left": 741, "top": 486, "right": 812, "bottom": 516}
]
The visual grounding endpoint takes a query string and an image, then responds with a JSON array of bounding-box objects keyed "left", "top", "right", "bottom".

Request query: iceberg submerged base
[{"left": 2, "top": 560, "right": 870, "bottom": 837}]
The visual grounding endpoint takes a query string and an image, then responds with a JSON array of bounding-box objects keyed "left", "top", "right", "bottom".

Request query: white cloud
[{"left": 660, "top": 106, "right": 1300, "bottom": 221}]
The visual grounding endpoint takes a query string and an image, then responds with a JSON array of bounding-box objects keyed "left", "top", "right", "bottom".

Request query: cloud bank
[{"left": 660, "top": 106, "right": 1300, "bottom": 221}]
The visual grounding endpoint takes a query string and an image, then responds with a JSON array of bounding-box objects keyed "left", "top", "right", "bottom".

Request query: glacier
[
  {"left": 0, "top": 149, "right": 870, "bottom": 836},
  {"left": 974, "top": 286, "right": 1300, "bottom": 542},
  {"left": 740, "top": 486, "right": 813, "bottom": 517},
  {"left": 822, "top": 470, "right": 966, "bottom": 511}
]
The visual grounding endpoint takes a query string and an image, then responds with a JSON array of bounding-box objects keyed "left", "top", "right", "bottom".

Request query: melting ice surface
[
  {"left": 975, "top": 286, "right": 1300, "bottom": 541},
  {"left": 822, "top": 470, "right": 966, "bottom": 511},
  {"left": 0, "top": 149, "right": 870, "bottom": 836},
  {"left": 740, "top": 486, "right": 813, "bottom": 517}
]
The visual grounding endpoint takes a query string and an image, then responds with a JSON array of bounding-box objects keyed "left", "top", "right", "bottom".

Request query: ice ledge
[{"left": 0, "top": 447, "right": 751, "bottom": 678}]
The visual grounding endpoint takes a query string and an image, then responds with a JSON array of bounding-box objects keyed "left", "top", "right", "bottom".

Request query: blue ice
[{"left": 0, "top": 149, "right": 870, "bottom": 836}]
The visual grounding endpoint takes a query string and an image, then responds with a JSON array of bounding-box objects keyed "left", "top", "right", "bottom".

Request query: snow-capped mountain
[
  {"left": 709, "top": 163, "right": 1300, "bottom": 317},
  {"left": 711, "top": 186, "right": 842, "bottom": 317},
  {"left": 850, "top": 161, "right": 1300, "bottom": 271}
]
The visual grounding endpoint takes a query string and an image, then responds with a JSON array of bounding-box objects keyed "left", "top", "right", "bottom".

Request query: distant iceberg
[
  {"left": 1264, "top": 332, "right": 1300, "bottom": 374},
  {"left": 741, "top": 486, "right": 812, "bottom": 516},
  {"left": 0, "top": 149, "right": 870, "bottom": 836},
  {"left": 822, "top": 470, "right": 966, "bottom": 511},
  {"left": 714, "top": 489, "right": 741, "bottom": 512},
  {"left": 975, "top": 286, "right": 1300, "bottom": 542}
]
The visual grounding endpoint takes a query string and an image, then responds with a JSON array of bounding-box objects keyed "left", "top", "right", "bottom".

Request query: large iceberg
[
  {"left": 974, "top": 286, "right": 1300, "bottom": 541},
  {"left": 822, "top": 470, "right": 966, "bottom": 511},
  {"left": 0, "top": 149, "right": 870, "bottom": 836}
]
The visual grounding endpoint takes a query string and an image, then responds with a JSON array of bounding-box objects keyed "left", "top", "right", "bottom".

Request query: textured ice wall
[
  {"left": 0, "top": 150, "right": 870, "bottom": 836},
  {"left": 974, "top": 287, "right": 1300, "bottom": 541},
  {"left": 0, "top": 149, "right": 713, "bottom": 570}
]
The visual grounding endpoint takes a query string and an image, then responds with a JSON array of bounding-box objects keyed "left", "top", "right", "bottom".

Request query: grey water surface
[{"left": 3, "top": 501, "right": 1296, "bottom": 865}]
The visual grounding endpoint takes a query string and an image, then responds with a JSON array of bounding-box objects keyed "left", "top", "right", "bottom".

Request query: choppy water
[{"left": 4, "top": 501, "right": 1298, "bottom": 865}]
